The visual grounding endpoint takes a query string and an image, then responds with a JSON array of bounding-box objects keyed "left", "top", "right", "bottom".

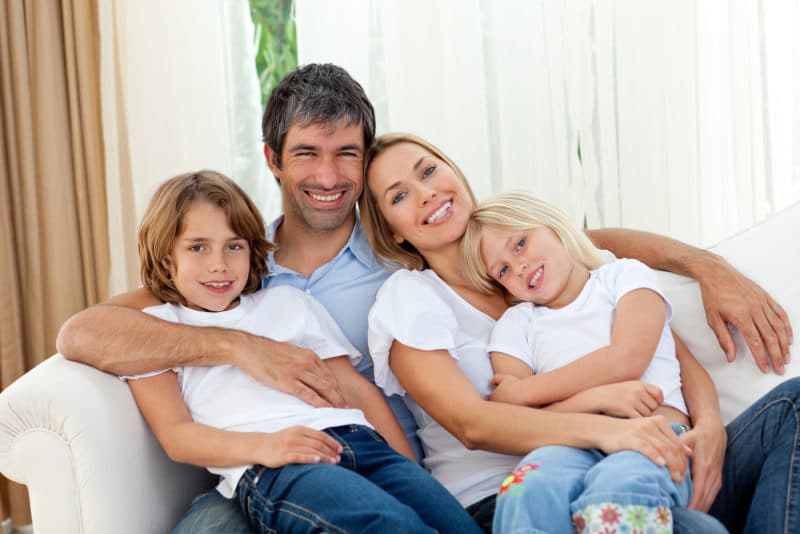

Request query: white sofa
[{"left": 1, "top": 202, "right": 798, "bottom": 534}]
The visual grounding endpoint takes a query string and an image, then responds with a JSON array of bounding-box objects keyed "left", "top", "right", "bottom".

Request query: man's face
[{"left": 266, "top": 121, "right": 364, "bottom": 232}]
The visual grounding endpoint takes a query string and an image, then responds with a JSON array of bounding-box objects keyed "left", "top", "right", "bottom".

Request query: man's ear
[{"left": 264, "top": 144, "right": 281, "bottom": 180}]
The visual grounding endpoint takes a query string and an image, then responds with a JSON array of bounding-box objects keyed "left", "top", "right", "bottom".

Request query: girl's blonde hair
[
  {"left": 138, "top": 170, "right": 275, "bottom": 306},
  {"left": 359, "top": 132, "right": 478, "bottom": 270},
  {"left": 461, "top": 190, "right": 605, "bottom": 294}
]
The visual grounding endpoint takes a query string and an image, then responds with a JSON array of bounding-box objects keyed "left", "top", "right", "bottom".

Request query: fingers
[
  {"left": 300, "top": 367, "right": 348, "bottom": 408},
  {"left": 283, "top": 427, "right": 343, "bottom": 465},
  {"left": 751, "top": 307, "right": 786, "bottom": 375},
  {"left": 763, "top": 301, "right": 791, "bottom": 365},
  {"left": 770, "top": 299, "right": 794, "bottom": 348},
  {"left": 708, "top": 314, "right": 737, "bottom": 363}
]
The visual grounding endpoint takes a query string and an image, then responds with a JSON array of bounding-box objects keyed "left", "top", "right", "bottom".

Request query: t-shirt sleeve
[
  {"left": 600, "top": 258, "right": 673, "bottom": 322},
  {"left": 119, "top": 303, "right": 181, "bottom": 381},
  {"left": 487, "top": 303, "right": 536, "bottom": 371},
  {"left": 368, "top": 270, "right": 459, "bottom": 396},
  {"left": 291, "top": 290, "right": 362, "bottom": 366}
]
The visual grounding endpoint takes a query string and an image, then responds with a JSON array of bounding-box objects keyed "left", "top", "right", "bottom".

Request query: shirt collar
[{"left": 265, "top": 215, "right": 375, "bottom": 271}]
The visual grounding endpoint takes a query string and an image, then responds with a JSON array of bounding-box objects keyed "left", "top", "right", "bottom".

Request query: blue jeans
[
  {"left": 493, "top": 430, "right": 692, "bottom": 534},
  {"left": 235, "top": 425, "right": 480, "bottom": 533}
]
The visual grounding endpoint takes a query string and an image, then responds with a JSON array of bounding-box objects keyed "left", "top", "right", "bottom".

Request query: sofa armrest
[{"left": 0, "top": 355, "right": 214, "bottom": 534}]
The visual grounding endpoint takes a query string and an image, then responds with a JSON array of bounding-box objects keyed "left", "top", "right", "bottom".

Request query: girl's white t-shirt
[
  {"left": 368, "top": 269, "right": 520, "bottom": 507},
  {"left": 127, "top": 285, "right": 369, "bottom": 498},
  {"left": 488, "top": 258, "right": 687, "bottom": 414}
]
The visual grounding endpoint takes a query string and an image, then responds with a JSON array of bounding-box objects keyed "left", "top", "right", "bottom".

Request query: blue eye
[
  {"left": 516, "top": 238, "right": 526, "bottom": 250},
  {"left": 498, "top": 265, "right": 508, "bottom": 278},
  {"left": 422, "top": 165, "right": 435, "bottom": 178},
  {"left": 392, "top": 192, "right": 407, "bottom": 205}
]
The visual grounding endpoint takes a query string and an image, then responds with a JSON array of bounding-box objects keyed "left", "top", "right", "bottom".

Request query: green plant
[{"left": 250, "top": 0, "right": 297, "bottom": 107}]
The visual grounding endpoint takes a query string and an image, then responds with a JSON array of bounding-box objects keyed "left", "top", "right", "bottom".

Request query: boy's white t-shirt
[
  {"left": 488, "top": 258, "right": 687, "bottom": 414},
  {"left": 126, "top": 285, "right": 369, "bottom": 498},
  {"left": 368, "top": 269, "right": 520, "bottom": 508}
]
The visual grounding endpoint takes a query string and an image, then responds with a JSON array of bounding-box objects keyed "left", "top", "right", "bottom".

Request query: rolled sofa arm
[{"left": 0, "top": 355, "right": 214, "bottom": 534}]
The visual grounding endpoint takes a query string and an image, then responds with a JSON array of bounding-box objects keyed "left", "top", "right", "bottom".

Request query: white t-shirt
[
  {"left": 127, "top": 285, "right": 369, "bottom": 498},
  {"left": 488, "top": 258, "right": 687, "bottom": 414},
  {"left": 368, "top": 269, "right": 520, "bottom": 507}
]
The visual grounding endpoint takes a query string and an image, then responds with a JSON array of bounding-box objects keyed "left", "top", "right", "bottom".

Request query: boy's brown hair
[{"left": 138, "top": 170, "right": 274, "bottom": 305}]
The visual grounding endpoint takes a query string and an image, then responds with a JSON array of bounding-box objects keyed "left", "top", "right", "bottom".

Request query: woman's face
[{"left": 366, "top": 142, "right": 474, "bottom": 254}]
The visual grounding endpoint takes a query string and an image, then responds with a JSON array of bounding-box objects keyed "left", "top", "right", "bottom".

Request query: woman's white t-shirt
[
  {"left": 368, "top": 269, "right": 520, "bottom": 507},
  {"left": 127, "top": 286, "right": 368, "bottom": 498}
]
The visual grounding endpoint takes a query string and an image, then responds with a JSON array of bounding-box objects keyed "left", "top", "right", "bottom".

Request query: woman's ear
[{"left": 393, "top": 233, "right": 404, "bottom": 244}]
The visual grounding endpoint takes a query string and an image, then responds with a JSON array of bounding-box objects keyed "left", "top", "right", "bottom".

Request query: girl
[
  {"left": 461, "top": 190, "right": 693, "bottom": 533},
  {"left": 127, "top": 169, "right": 480, "bottom": 533}
]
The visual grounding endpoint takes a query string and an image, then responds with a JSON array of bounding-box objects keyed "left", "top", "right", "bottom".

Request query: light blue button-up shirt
[{"left": 263, "top": 216, "right": 422, "bottom": 460}]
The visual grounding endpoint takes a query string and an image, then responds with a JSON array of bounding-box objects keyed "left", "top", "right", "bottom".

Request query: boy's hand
[{"left": 258, "top": 426, "right": 343, "bottom": 468}]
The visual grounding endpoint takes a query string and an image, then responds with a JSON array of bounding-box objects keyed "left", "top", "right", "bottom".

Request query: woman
[{"left": 360, "top": 132, "right": 800, "bottom": 533}]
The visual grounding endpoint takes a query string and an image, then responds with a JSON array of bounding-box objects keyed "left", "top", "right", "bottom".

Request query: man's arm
[
  {"left": 587, "top": 228, "right": 792, "bottom": 374},
  {"left": 56, "top": 288, "right": 345, "bottom": 408}
]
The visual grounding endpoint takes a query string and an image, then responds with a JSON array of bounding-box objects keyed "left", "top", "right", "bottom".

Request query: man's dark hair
[{"left": 262, "top": 63, "right": 376, "bottom": 168}]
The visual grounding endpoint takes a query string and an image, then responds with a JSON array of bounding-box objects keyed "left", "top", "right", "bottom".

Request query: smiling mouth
[
  {"left": 308, "top": 191, "right": 345, "bottom": 202},
  {"left": 527, "top": 267, "right": 544, "bottom": 288},
  {"left": 203, "top": 281, "right": 232, "bottom": 289},
  {"left": 424, "top": 201, "right": 452, "bottom": 224}
]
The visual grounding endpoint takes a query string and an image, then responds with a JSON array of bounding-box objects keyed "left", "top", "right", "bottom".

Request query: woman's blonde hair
[
  {"left": 359, "top": 132, "right": 478, "bottom": 270},
  {"left": 461, "top": 190, "right": 605, "bottom": 294},
  {"left": 138, "top": 170, "right": 275, "bottom": 306}
]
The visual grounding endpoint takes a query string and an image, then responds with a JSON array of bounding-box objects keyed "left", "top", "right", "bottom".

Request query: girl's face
[
  {"left": 169, "top": 201, "right": 250, "bottom": 312},
  {"left": 479, "top": 225, "right": 587, "bottom": 309},
  {"left": 367, "top": 142, "right": 474, "bottom": 255}
]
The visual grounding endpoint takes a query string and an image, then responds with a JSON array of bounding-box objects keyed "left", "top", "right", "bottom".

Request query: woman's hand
[
  {"left": 589, "top": 381, "right": 664, "bottom": 418},
  {"left": 257, "top": 426, "right": 343, "bottom": 468},
  {"left": 601, "top": 415, "right": 693, "bottom": 483},
  {"left": 679, "top": 420, "right": 726, "bottom": 511}
]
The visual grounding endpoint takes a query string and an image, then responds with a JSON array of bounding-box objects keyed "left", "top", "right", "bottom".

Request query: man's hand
[
  {"left": 234, "top": 334, "right": 347, "bottom": 408},
  {"left": 679, "top": 419, "right": 726, "bottom": 512},
  {"left": 697, "top": 255, "right": 793, "bottom": 374}
]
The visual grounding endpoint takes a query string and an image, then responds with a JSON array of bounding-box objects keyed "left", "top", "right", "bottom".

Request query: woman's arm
[
  {"left": 490, "top": 288, "right": 666, "bottom": 406},
  {"left": 389, "top": 341, "right": 691, "bottom": 482},
  {"left": 325, "top": 356, "right": 416, "bottom": 461},
  {"left": 128, "top": 372, "right": 342, "bottom": 468},
  {"left": 57, "top": 288, "right": 345, "bottom": 408},
  {"left": 672, "top": 333, "right": 726, "bottom": 512},
  {"left": 587, "top": 227, "right": 792, "bottom": 374}
]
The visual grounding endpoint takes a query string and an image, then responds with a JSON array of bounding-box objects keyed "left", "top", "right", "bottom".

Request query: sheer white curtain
[
  {"left": 99, "top": 0, "right": 275, "bottom": 294},
  {"left": 297, "top": 0, "right": 799, "bottom": 247}
]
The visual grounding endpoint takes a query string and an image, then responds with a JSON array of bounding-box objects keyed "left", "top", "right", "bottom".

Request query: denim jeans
[
  {"left": 492, "top": 429, "right": 692, "bottom": 534},
  {"left": 235, "top": 425, "right": 480, "bottom": 533},
  {"left": 707, "top": 377, "right": 800, "bottom": 533}
]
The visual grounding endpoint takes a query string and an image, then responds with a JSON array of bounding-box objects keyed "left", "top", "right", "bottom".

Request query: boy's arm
[
  {"left": 587, "top": 227, "right": 792, "bottom": 374},
  {"left": 128, "top": 372, "right": 342, "bottom": 468},
  {"left": 673, "top": 333, "right": 726, "bottom": 512},
  {"left": 490, "top": 288, "right": 666, "bottom": 406},
  {"left": 57, "top": 288, "right": 345, "bottom": 408},
  {"left": 324, "top": 356, "right": 416, "bottom": 461}
]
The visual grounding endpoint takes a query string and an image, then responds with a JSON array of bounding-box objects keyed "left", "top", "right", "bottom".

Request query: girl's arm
[
  {"left": 542, "top": 381, "right": 664, "bottom": 417},
  {"left": 389, "top": 340, "right": 691, "bottom": 483},
  {"left": 587, "top": 227, "right": 792, "bottom": 374},
  {"left": 128, "top": 372, "right": 342, "bottom": 468},
  {"left": 324, "top": 356, "right": 416, "bottom": 461},
  {"left": 490, "top": 288, "right": 666, "bottom": 406},
  {"left": 672, "top": 333, "right": 726, "bottom": 512}
]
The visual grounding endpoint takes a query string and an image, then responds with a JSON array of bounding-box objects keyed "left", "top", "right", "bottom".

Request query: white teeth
[
  {"left": 309, "top": 192, "right": 344, "bottom": 202},
  {"left": 204, "top": 281, "right": 231, "bottom": 288},
  {"left": 529, "top": 268, "right": 543, "bottom": 288},
  {"left": 426, "top": 201, "right": 452, "bottom": 224}
]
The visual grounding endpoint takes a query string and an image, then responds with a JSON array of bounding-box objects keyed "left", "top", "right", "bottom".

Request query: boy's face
[
  {"left": 265, "top": 120, "right": 364, "bottom": 233},
  {"left": 479, "top": 225, "right": 583, "bottom": 309},
  {"left": 169, "top": 201, "right": 250, "bottom": 312}
]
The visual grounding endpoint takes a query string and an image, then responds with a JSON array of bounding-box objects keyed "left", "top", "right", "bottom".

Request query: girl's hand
[
  {"left": 258, "top": 426, "right": 343, "bottom": 468},
  {"left": 592, "top": 381, "right": 664, "bottom": 418},
  {"left": 602, "top": 415, "right": 693, "bottom": 483},
  {"left": 489, "top": 374, "right": 524, "bottom": 404}
]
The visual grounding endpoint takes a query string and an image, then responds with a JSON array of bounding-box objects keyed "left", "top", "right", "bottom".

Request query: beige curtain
[{"left": 0, "top": 0, "right": 108, "bottom": 525}]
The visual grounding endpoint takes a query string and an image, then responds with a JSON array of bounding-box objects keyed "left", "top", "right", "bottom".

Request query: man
[{"left": 58, "top": 63, "right": 792, "bottom": 533}]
